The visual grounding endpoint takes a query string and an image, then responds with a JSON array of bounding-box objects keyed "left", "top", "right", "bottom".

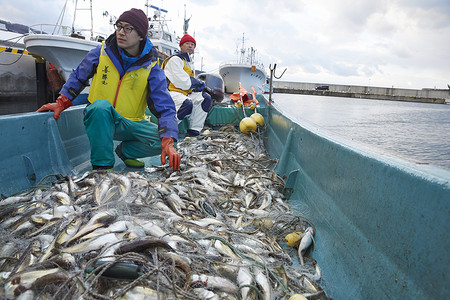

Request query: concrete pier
[{"left": 272, "top": 81, "right": 449, "bottom": 104}]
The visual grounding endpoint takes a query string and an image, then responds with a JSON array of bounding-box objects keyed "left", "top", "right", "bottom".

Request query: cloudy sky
[{"left": 1, "top": 0, "right": 449, "bottom": 89}]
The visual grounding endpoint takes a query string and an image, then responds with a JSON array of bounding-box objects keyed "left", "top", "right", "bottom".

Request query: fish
[
  {"left": 52, "top": 205, "right": 79, "bottom": 218},
  {"left": 56, "top": 216, "right": 83, "bottom": 245},
  {"left": 79, "top": 220, "right": 131, "bottom": 241},
  {"left": 38, "top": 237, "right": 57, "bottom": 263},
  {"left": 4, "top": 268, "right": 61, "bottom": 298},
  {"left": 0, "top": 195, "right": 32, "bottom": 207},
  {"left": 110, "top": 172, "right": 131, "bottom": 198},
  {"left": 0, "top": 241, "right": 16, "bottom": 269},
  {"left": 191, "top": 274, "right": 238, "bottom": 294},
  {"left": 52, "top": 191, "right": 71, "bottom": 205},
  {"left": 62, "top": 232, "right": 121, "bottom": 254},
  {"left": 193, "top": 288, "right": 220, "bottom": 300},
  {"left": 298, "top": 227, "right": 315, "bottom": 266},
  {"left": 29, "top": 212, "right": 54, "bottom": 225},
  {"left": 27, "top": 219, "right": 61, "bottom": 238},
  {"left": 163, "top": 193, "right": 185, "bottom": 217},
  {"left": 233, "top": 173, "right": 245, "bottom": 187},
  {"left": 116, "top": 286, "right": 164, "bottom": 300},
  {"left": 245, "top": 192, "right": 256, "bottom": 208},
  {"left": 93, "top": 176, "right": 113, "bottom": 205},
  {"left": 256, "top": 192, "right": 272, "bottom": 210},
  {"left": 213, "top": 240, "right": 239, "bottom": 259},
  {"left": 66, "top": 210, "right": 117, "bottom": 244},
  {"left": 189, "top": 218, "right": 225, "bottom": 228},
  {"left": 254, "top": 267, "right": 273, "bottom": 300},
  {"left": 115, "top": 237, "right": 173, "bottom": 255},
  {"left": 207, "top": 170, "right": 233, "bottom": 186},
  {"left": 237, "top": 266, "right": 253, "bottom": 300}
]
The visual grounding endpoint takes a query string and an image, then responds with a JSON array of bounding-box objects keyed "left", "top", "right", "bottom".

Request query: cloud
[{"left": 1, "top": 0, "right": 448, "bottom": 89}]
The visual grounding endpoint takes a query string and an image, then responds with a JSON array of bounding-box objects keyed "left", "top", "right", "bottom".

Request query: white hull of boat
[
  {"left": 219, "top": 63, "right": 267, "bottom": 94},
  {"left": 24, "top": 34, "right": 99, "bottom": 81}
]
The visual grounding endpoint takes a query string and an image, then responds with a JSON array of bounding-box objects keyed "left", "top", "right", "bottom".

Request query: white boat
[
  {"left": 23, "top": 2, "right": 180, "bottom": 83},
  {"left": 23, "top": 0, "right": 104, "bottom": 83},
  {"left": 146, "top": 4, "right": 179, "bottom": 60},
  {"left": 219, "top": 34, "right": 267, "bottom": 94},
  {"left": 24, "top": 34, "right": 100, "bottom": 81}
]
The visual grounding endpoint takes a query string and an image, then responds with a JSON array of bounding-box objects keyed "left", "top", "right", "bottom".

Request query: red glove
[
  {"left": 161, "top": 137, "right": 180, "bottom": 171},
  {"left": 36, "top": 94, "right": 73, "bottom": 120}
]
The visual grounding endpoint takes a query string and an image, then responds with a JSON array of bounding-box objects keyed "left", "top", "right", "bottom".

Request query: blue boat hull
[
  {"left": 0, "top": 95, "right": 449, "bottom": 299},
  {"left": 263, "top": 99, "right": 450, "bottom": 298}
]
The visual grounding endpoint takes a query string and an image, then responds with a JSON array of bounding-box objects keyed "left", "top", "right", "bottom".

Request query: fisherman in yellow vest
[
  {"left": 37, "top": 8, "right": 180, "bottom": 171},
  {"left": 161, "top": 34, "right": 212, "bottom": 137}
]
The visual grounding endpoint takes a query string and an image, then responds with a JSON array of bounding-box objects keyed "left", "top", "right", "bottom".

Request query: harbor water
[{"left": 272, "top": 93, "right": 450, "bottom": 170}]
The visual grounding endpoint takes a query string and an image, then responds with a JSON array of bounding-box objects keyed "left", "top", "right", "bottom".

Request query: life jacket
[
  {"left": 229, "top": 83, "right": 259, "bottom": 107},
  {"left": 161, "top": 54, "right": 194, "bottom": 96},
  {"left": 88, "top": 41, "right": 157, "bottom": 121}
]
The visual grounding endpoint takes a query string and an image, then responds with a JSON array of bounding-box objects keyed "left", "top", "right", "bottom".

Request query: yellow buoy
[
  {"left": 289, "top": 294, "right": 308, "bottom": 300},
  {"left": 285, "top": 231, "right": 303, "bottom": 247},
  {"left": 250, "top": 113, "right": 265, "bottom": 127},
  {"left": 239, "top": 117, "right": 257, "bottom": 134}
]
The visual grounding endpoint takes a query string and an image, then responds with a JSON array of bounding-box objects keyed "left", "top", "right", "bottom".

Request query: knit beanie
[
  {"left": 179, "top": 34, "right": 196, "bottom": 47},
  {"left": 117, "top": 8, "right": 149, "bottom": 38}
]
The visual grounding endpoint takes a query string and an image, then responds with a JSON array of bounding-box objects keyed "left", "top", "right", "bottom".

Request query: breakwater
[{"left": 272, "top": 81, "right": 449, "bottom": 104}]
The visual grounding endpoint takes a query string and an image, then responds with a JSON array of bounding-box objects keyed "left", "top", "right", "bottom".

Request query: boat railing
[
  {"left": 28, "top": 24, "right": 106, "bottom": 42},
  {"left": 220, "top": 60, "right": 266, "bottom": 71}
]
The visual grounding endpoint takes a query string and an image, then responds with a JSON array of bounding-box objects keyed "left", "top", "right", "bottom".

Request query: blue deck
[{"left": 0, "top": 95, "right": 449, "bottom": 299}]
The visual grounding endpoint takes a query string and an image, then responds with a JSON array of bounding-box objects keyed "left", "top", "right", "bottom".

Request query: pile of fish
[{"left": 0, "top": 126, "right": 328, "bottom": 299}]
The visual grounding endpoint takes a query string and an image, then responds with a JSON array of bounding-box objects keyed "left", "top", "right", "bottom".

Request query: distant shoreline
[
  {"left": 271, "top": 81, "right": 449, "bottom": 104},
  {"left": 272, "top": 88, "right": 447, "bottom": 104}
]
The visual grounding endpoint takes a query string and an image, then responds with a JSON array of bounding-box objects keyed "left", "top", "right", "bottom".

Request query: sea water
[{"left": 272, "top": 93, "right": 450, "bottom": 170}]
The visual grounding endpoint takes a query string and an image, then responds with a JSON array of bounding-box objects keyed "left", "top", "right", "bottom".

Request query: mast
[
  {"left": 239, "top": 33, "right": 246, "bottom": 64},
  {"left": 71, "top": 0, "right": 94, "bottom": 40}
]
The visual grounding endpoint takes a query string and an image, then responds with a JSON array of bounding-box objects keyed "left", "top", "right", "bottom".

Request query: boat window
[
  {"left": 0, "top": 23, "right": 7, "bottom": 31},
  {"left": 163, "top": 32, "right": 172, "bottom": 42},
  {"left": 162, "top": 47, "right": 172, "bottom": 55}
]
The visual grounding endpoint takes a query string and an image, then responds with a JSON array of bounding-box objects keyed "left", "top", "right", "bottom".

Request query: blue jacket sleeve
[
  {"left": 147, "top": 63, "right": 179, "bottom": 141},
  {"left": 60, "top": 45, "right": 102, "bottom": 100}
]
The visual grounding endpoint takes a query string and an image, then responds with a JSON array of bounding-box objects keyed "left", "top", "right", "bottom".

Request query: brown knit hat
[{"left": 117, "top": 8, "right": 148, "bottom": 38}]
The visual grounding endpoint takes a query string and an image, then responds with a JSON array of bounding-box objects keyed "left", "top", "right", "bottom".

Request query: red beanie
[
  {"left": 179, "top": 34, "right": 196, "bottom": 47},
  {"left": 117, "top": 8, "right": 149, "bottom": 38}
]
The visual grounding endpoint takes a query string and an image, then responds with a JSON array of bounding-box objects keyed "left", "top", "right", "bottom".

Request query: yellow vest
[
  {"left": 88, "top": 42, "right": 157, "bottom": 121},
  {"left": 161, "top": 55, "right": 194, "bottom": 96}
]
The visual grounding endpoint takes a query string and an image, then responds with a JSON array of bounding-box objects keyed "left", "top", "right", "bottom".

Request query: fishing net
[{"left": 0, "top": 128, "right": 328, "bottom": 299}]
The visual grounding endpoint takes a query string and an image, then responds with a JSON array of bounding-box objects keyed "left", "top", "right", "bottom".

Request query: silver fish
[
  {"left": 237, "top": 266, "right": 253, "bottom": 300},
  {"left": 62, "top": 232, "right": 121, "bottom": 254},
  {"left": 254, "top": 267, "right": 273, "bottom": 300},
  {"left": 191, "top": 274, "right": 238, "bottom": 294},
  {"left": 298, "top": 227, "right": 314, "bottom": 266},
  {"left": 56, "top": 216, "right": 83, "bottom": 245},
  {"left": 52, "top": 191, "right": 71, "bottom": 205},
  {"left": 79, "top": 220, "right": 131, "bottom": 241},
  {"left": 66, "top": 210, "right": 117, "bottom": 244},
  {"left": 94, "top": 176, "right": 113, "bottom": 205}
]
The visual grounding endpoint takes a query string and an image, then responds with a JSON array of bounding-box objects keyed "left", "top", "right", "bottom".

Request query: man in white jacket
[{"left": 162, "top": 34, "right": 212, "bottom": 136}]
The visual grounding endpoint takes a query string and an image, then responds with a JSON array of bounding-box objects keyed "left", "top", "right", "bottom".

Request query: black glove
[{"left": 190, "top": 77, "right": 206, "bottom": 92}]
